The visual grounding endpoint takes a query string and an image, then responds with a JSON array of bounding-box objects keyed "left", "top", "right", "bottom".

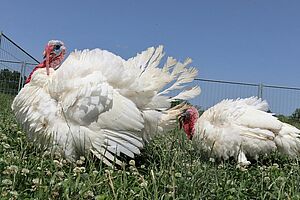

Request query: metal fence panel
[
  {"left": 0, "top": 32, "right": 38, "bottom": 95},
  {"left": 189, "top": 79, "right": 300, "bottom": 116},
  {"left": 263, "top": 85, "right": 300, "bottom": 116},
  {"left": 190, "top": 78, "right": 259, "bottom": 109}
]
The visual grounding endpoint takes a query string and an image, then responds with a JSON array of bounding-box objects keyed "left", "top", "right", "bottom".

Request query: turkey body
[
  {"left": 183, "top": 97, "right": 300, "bottom": 166},
  {"left": 12, "top": 46, "right": 200, "bottom": 165}
]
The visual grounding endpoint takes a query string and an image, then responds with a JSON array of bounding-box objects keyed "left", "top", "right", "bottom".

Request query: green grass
[{"left": 1, "top": 93, "right": 300, "bottom": 199}]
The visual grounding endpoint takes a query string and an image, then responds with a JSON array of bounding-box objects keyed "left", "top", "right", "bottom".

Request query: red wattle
[{"left": 25, "top": 61, "right": 46, "bottom": 84}]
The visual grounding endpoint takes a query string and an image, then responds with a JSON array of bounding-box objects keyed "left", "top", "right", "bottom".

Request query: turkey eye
[{"left": 54, "top": 45, "right": 61, "bottom": 50}]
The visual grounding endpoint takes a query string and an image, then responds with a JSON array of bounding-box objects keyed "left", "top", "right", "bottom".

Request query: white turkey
[
  {"left": 179, "top": 97, "right": 300, "bottom": 166},
  {"left": 12, "top": 40, "right": 201, "bottom": 166}
]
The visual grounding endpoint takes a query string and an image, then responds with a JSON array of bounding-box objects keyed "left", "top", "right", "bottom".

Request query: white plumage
[
  {"left": 12, "top": 44, "right": 200, "bottom": 165},
  {"left": 180, "top": 97, "right": 300, "bottom": 166}
]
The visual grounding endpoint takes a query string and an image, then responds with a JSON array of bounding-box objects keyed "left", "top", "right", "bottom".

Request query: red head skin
[
  {"left": 181, "top": 107, "right": 199, "bottom": 140},
  {"left": 25, "top": 41, "right": 66, "bottom": 84}
]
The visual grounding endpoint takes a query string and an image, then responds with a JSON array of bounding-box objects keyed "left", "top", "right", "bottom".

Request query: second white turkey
[{"left": 179, "top": 97, "right": 300, "bottom": 166}]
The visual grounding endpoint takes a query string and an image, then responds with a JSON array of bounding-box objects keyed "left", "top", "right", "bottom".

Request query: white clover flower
[
  {"left": 1, "top": 191, "right": 8, "bottom": 197},
  {"left": 79, "top": 156, "right": 85, "bottom": 161},
  {"left": 2, "top": 179, "right": 12, "bottom": 186},
  {"left": 79, "top": 167, "right": 85, "bottom": 172},
  {"left": 56, "top": 171, "right": 64, "bottom": 178},
  {"left": 43, "top": 151, "right": 51, "bottom": 158},
  {"left": 273, "top": 163, "right": 279, "bottom": 169},
  {"left": 218, "top": 164, "right": 224, "bottom": 169},
  {"left": 32, "top": 178, "right": 41, "bottom": 185},
  {"left": 92, "top": 170, "right": 99, "bottom": 176},
  {"left": 50, "top": 179, "right": 55, "bottom": 185},
  {"left": 73, "top": 167, "right": 86, "bottom": 174},
  {"left": 83, "top": 190, "right": 94, "bottom": 198},
  {"left": 0, "top": 134, "right": 8, "bottom": 141},
  {"left": 264, "top": 177, "right": 270, "bottom": 182},
  {"left": 73, "top": 167, "right": 81, "bottom": 174},
  {"left": 53, "top": 160, "right": 63, "bottom": 168},
  {"left": 45, "top": 170, "right": 52, "bottom": 176},
  {"left": 54, "top": 152, "right": 62, "bottom": 159},
  {"left": 2, "top": 143, "right": 10, "bottom": 149},
  {"left": 129, "top": 160, "right": 135, "bottom": 166},
  {"left": 133, "top": 171, "right": 139, "bottom": 176},
  {"left": 51, "top": 191, "right": 60, "bottom": 198},
  {"left": 140, "top": 181, "right": 148, "bottom": 187},
  {"left": 76, "top": 160, "right": 84, "bottom": 166},
  {"left": 6, "top": 165, "right": 18, "bottom": 174},
  {"left": 277, "top": 176, "right": 285, "bottom": 182},
  {"left": 21, "top": 168, "right": 30, "bottom": 175},
  {"left": 129, "top": 166, "right": 136, "bottom": 172},
  {"left": 226, "top": 180, "right": 234, "bottom": 185},
  {"left": 187, "top": 171, "right": 193, "bottom": 177},
  {"left": 9, "top": 190, "right": 18, "bottom": 197},
  {"left": 175, "top": 172, "right": 182, "bottom": 178}
]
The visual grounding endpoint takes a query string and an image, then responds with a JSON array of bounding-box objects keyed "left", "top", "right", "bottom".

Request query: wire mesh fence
[
  {"left": 0, "top": 32, "right": 39, "bottom": 95},
  {"left": 263, "top": 85, "right": 300, "bottom": 116},
  {"left": 0, "top": 32, "right": 299, "bottom": 116},
  {"left": 189, "top": 78, "right": 300, "bottom": 116}
]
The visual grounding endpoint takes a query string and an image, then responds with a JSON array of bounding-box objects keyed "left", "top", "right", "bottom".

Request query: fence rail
[{"left": 0, "top": 32, "right": 299, "bottom": 116}]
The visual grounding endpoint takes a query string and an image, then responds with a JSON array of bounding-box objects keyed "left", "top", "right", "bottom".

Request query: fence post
[
  {"left": 21, "top": 62, "right": 27, "bottom": 87},
  {"left": 258, "top": 83, "right": 264, "bottom": 99},
  {"left": 18, "top": 61, "right": 25, "bottom": 92},
  {"left": 0, "top": 31, "right": 2, "bottom": 48}
]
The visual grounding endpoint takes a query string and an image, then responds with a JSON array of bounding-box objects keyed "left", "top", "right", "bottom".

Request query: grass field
[{"left": 1, "top": 93, "right": 300, "bottom": 199}]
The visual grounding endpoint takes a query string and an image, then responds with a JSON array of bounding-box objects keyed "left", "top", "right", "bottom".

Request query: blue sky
[{"left": 1, "top": 0, "right": 300, "bottom": 87}]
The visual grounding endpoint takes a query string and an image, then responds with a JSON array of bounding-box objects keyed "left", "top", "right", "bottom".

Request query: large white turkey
[
  {"left": 12, "top": 40, "right": 201, "bottom": 165},
  {"left": 179, "top": 97, "right": 300, "bottom": 166}
]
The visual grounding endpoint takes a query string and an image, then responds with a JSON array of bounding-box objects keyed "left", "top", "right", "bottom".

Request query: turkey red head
[
  {"left": 179, "top": 106, "right": 199, "bottom": 140},
  {"left": 25, "top": 40, "right": 66, "bottom": 84},
  {"left": 43, "top": 40, "right": 66, "bottom": 74}
]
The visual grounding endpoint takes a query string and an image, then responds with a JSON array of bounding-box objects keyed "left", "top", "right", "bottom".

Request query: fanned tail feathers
[{"left": 124, "top": 46, "right": 200, "bottom": 108}]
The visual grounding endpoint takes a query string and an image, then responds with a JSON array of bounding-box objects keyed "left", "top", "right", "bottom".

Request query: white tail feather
[
  {"left": 158, "top": 67, "right": 198, "bottom": 96},
  {"left": 170, "top": 86, "right": 201, "bottom": 101}
]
